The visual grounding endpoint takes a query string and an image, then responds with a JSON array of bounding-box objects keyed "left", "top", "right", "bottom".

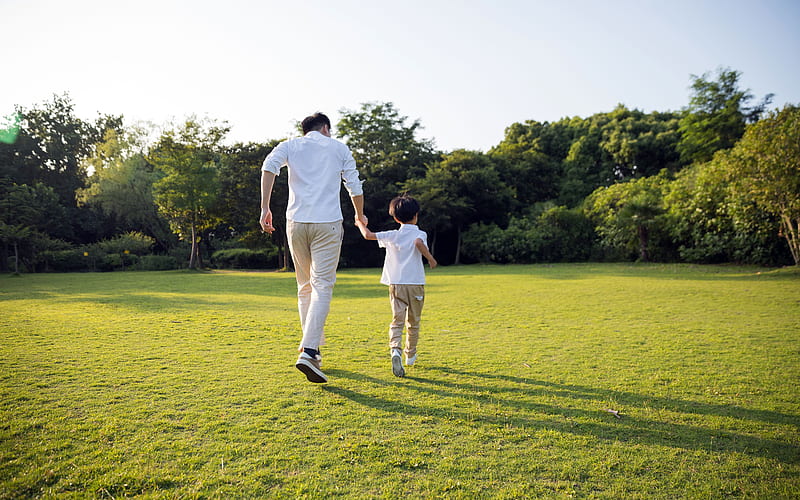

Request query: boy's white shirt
[{"left": 374, "top": 224, "right": 428, "bottom": 285}]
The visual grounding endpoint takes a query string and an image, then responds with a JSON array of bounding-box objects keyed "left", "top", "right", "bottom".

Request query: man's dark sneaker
[{"left": 296, "top": 352, "right": 328, "bottom": 383}]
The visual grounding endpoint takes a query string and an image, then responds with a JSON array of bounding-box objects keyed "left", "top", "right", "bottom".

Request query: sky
[{"left": 2, "top": 0, "right": 799, "bottom": 152}]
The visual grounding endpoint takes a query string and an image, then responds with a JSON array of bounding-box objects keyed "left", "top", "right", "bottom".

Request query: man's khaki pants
[
  {"left": 287, "top": 221, "right": 343, "bottom": 350},
  {"left": 388, "top": 284, "right": 425, "bottom": 358}
]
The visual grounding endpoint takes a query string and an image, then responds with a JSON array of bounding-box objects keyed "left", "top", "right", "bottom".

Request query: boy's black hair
[
  {"left": 389, "top": 194, "right": 420, "bottom": 223},
  {"left": 301, "top": 112, "right": 331, "bottom": 134}
]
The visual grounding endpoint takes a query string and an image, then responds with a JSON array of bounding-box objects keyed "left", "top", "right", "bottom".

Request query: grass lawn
[{"left": 1, "top": 263, "right": 799, "bottom": 498}]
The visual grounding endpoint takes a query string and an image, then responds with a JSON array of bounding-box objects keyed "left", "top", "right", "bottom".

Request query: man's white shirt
[{"left": 262, "top": 131, "right": 363, "bottom": 223}]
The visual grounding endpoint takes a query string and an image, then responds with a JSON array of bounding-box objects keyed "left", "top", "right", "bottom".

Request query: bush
[
  {"left": 536, "top": 206, "right": 597, "bottom": 262},
  {"left": 211, "top": 248, "right": 278, "bottom": 269},
  {"left": 462, "top": 207, "right": 597, "bottom": 264},
  {"left": 137, "top": 255, "right": 179, "bottom": 271},
  {"left": 97, "top": 253, "right": 139, "bottom": 272},
  {"left": 96, "top": 232, "right": 155, "bottom": 256},
  {"left": 37, "top": 249, "right": 90, "bottom": 272}
]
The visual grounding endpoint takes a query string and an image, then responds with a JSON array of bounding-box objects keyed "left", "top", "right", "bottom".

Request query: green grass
[{"left": 1, "top": 263, "right": 799, "bottom": 498}]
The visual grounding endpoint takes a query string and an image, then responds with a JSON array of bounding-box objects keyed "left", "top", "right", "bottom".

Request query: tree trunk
[
  {"left": 189, "top": 222, "right": 198, "bottom": 269},
  {"left": 13, "top": 241, "right": 19, "bottom": 274},
  {"left": 781, "top": 214, "right": 799, "bottom": 265},
  {"left": 638, "top": 225, "right": 649, "bottom": 262},
  {"left": 454, "top": 226, "right": 462, "bottom": 265}
]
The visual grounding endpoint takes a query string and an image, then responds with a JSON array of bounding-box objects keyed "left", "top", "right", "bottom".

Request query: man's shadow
[{"left": 323, "top": 366, "right": 799, "bottom": 464}]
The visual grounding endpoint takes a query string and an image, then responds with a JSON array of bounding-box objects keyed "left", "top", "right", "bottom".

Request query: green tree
[
  {"left": 488, "top": 141, "right": 559, "bottom": 209},
  {"left": 584, "top": 174, "right": 671, "bottom": 261},
  {"left": 5, "top": 95, "right": 120, "bottom": 206},
  {"left": 728, "top": 105, "right": 800, "bottom": 265},
  {"left": 678, "top": 67, "right": 772, "bottom": 165},
  {"left": 599, "top": 105, "right": 683, "bottom": 179},
  {"left": 337, "top": 102, "right": 439, "bottom": 266},
  {"left": 0, "top": 223, "right": 31, "bottom": 274},
  {"left": 663, "top": 154, "right": 787, "bottom": 266},
  {"left": 149, "top": 118, "right": 229, "bottom": 269},
  {"left": 494, "top": 106, "right": 682, "bottom": 208},
  {"left": 0, "top": 179, "right": 69, "bottom": 271},
  {"left": 405, "top": 150, "right": 513, "bottom": 264},
  {"left": 78, "top": 126, "right": 171, "bottom": 247},
  {"left": 214, "top": 141, "right": 287, "bottom": 268},
  {"left": 337, "top": 102, "right": 436, "bottom": 185},
  {"left": 0, "top": 94, "right": 122, "bottom": 246}
]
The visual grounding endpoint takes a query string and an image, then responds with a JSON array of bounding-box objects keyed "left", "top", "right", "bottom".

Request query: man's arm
[
  {"left": 260, "top": 141, "right": 288, "bottom": 234},
  {"left": 350, "top": 194, "right": 367, "bottom": 226},
  {"left": 415, "top": 238, "right": 438, "bottom": 268},
  {"left": 260, "top": 171, "right": 276, "bottom": 233}
]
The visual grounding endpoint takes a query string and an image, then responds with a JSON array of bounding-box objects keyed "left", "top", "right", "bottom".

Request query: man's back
[{"left": 263, "top": 131, "right": 362, "bottom": 223}]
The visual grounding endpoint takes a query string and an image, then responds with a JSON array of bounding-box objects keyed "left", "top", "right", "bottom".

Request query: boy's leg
[
  {"left": 388, "top": 285, "right": 407, "bottom": 350},
  {"left": 403, "top": 285, "right": 425, "bottom": 360}
]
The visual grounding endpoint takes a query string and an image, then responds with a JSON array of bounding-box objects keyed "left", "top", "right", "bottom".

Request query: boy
[{"left": 354, "top": 194, "right": 437, "bottom": 377}]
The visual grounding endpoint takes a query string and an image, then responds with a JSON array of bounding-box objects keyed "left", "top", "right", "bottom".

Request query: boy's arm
[
  {"left": 415, "top": 238, "right": 438, "bottom": 268},
  {"left": 354, "top": 219, "right": 378, "bottom": 240}
]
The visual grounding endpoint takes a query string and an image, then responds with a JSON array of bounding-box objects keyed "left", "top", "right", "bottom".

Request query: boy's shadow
[{"left": 323, "top": 367, "right": 799, "bottom": 464}]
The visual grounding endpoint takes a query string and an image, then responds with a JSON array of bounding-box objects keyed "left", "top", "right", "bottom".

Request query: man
[{"left": 260, "top": 112, "right": 366, "bottom": 383}]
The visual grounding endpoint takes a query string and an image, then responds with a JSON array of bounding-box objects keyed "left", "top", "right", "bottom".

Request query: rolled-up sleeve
[
  {"left": 340, "top": 147, "right": 363, "bottom": 197},
  {"left": 262, "top": 141, "right": 288, "bottom": 175}
]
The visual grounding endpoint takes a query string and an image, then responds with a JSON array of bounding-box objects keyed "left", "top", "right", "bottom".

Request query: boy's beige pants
[{"left": 388, "top": 284, "right": 425, "bottom": 358}]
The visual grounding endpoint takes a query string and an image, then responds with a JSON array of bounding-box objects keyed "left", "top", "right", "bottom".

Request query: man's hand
[{"left": 260, "top": 208, "right": 275, "bottom": 234}]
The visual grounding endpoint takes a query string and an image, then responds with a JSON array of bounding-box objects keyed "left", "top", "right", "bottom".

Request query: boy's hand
[{"left": 429, "top": 258, "right": 438, "bottom": 269}]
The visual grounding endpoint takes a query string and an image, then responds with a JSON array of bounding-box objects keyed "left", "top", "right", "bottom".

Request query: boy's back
[{"left": 375, "top": 224, "right": 428, "bottom": 286}]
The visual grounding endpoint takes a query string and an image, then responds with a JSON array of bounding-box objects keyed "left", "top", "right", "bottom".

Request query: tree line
[{"left": 1, "top": 67, "right": 798, "bottom": 273}]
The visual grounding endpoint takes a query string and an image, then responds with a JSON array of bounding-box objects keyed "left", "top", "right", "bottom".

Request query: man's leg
[
  {"left": 287, "top": 221, "right": 312, "bottom": 340},
  {"left": 300, "top": 222, "right": 343, "bottom": 350}
]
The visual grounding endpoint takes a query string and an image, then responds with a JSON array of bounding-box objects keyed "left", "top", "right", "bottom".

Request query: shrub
[
  {"left": 211, "top": 248, "right": 278, "bottom": 269},
  {"left": 462, "top": 208, "right": 597, "bottom": 264},
  {"left": 138, "top": 255, "right": 179, "bottom": 271},
  {"left": 97, "top": 253, "right": 139, "bottom": 272},
  {"left": 38, "top": 249, "right": 90, "bottom": 272},
  {"left": 96, "top": 232, "right": 155, "bottom": 256}
]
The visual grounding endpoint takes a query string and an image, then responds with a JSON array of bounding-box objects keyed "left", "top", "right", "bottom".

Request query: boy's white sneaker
[
  {"left": 405, "top": 354, "right": 417, "bottom": 366},
  {"left": 391, "top": 349, "right": 405, "bottom": 377}
]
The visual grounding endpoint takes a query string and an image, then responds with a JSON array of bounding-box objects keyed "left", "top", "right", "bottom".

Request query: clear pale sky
[{"left": 3, "top": 0, "right": 799, "bottom": 152}]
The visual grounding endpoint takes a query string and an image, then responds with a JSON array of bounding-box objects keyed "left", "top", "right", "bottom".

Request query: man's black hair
[
  {"left": 389, "top": 194, "right": 420, "bottom": 223},
  {"left": 301, "top": 112, "right": 331, "bottom": 134}
]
